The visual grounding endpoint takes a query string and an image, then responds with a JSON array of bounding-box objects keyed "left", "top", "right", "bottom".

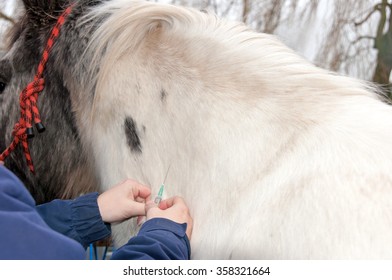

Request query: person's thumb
[
  {"left": 146, "top": 201, "right": 164, "bottom": 220},
  {"left": 131, "top": 200, "right": 148, "bottom": 217},
  {"left": 145, "top": 201, "right": 158, "bottom": 212}
]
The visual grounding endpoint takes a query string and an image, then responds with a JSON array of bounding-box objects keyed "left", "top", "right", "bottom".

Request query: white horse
[
  {"left": 2, "top": 0, "right": 392, "bottom": 259},
  {"left": 74, "top": 0, "right": 392, "bottom": 259}
]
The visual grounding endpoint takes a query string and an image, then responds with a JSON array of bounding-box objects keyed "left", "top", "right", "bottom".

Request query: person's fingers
[
  {"left": 159, "top": 196, "right": 184, "bottom": 210},
  {"left": 145, "top": 201, "right": 158, "bottom": 212},
  {"left": 160, "top": 196, "right": 193, "bottom": 240},
  {"left": 135, "top": 196, "right": 149, "bottom": 203},
  {"left": 130, "top": 201, "right": 147, "bottom": 216},
  {"left": 158, "top": 198, "right": 172, "bottom": 210},
  {"left": 186, "top": 217, "right": 193, "bottom": 240},
  {"left": 132, "top": 184, "right": 151, "bottom": 200},
  {"left": 136, "top": 215, "right": 146, "bottom": 226}
]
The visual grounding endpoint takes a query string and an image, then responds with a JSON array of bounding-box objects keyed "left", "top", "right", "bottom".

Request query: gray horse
[
  {"left": 0, "top": 1, "right": 99, "bottom": 203},
  {"left": 1, "top": 0, "right": 392, "bottom": 259}
]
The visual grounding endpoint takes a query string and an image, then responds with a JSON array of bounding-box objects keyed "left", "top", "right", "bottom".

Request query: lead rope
[{"left": 0, "top": 4, "right": 74, "bottom": 173}]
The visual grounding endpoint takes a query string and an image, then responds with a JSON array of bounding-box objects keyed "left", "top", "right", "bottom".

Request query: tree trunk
[
  {"left": 242, "top": 0, "right": 250, "bottom": 23},
  {"left": 372, "top": 0, "right": 392, "bottom": 98}
]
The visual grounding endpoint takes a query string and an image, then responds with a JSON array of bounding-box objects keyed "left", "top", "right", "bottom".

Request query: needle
[{"left": 154, "top": 164, "right": 171, "bottom": 205}]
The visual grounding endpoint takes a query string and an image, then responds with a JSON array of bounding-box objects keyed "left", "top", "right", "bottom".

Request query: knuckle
[{"left": 123, "top": 179, "right": 133, "bottom": 186}]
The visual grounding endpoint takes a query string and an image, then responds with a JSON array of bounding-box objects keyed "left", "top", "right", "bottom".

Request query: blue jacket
[{"left": 0, "top": 166, "right": 190, "bottom": 260}]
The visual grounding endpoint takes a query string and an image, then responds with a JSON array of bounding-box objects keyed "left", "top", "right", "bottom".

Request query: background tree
[
  {"left": 316, "top": 0, "right": 392, "bottom": 98},
  {"left": 169, "top": 0, "right": 391, "bottom": 99},
  {"left": 367, "top": 0, "right": 392, "bottom": 96}
]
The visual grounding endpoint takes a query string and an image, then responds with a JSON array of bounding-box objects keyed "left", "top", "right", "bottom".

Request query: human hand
[
  {"left": 145, "top": 196, "right": 193, "bottom": 240},
  {"left": 0, "top": 161, "right": 3, "bottom": 165},
  {"left": 97, "top": 179, "right": 151, "bottom": 224}
]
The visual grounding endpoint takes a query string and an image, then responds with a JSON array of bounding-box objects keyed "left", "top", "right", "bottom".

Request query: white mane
[
  {"left": 83, "top": 0, "right": 380, "bottom": 105},
  {"left": 73, "top": 0, "right": 392, "bottom": 259}
]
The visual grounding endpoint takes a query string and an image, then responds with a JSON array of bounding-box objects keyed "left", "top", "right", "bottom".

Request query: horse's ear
[{"left": 22, "top": 0, "right": 69, "bottom": 26}]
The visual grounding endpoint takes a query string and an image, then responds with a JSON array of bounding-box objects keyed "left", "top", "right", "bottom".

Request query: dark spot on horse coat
[
  {"left": 161, "top": 89, "right": 167, "bottom": 101},
  {"left": 124, "top": 117, "right": 142, "bottom": 153}
]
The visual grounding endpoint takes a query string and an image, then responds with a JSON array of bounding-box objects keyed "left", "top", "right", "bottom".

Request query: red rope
[{"left": 0, "top": 5, "right": 74, "bottom": 173}]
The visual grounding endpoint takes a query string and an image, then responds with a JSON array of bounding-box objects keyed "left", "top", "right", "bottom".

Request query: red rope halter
[{"left": 0, "top": 5, "right": 74, "bottom": 173}]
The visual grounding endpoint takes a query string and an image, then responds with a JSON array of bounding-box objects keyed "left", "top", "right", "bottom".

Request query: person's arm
[
  {"left": 111, "top": 218, "right": 190, "bottom": 260},
  {"left": 36, "top": 179, "right": 151, "bottom": 249},
  {"left": 111, "top": 197, "right": 193, "bottom": 260},
  {"left": 0, "top": 166, "right": 86, "bottom": 260},
  {"left": 1, "top": 160, "right": 192, "bottom": 260},
  {"left": 36, "top": 192, "right": 111, "bottom": 249}
]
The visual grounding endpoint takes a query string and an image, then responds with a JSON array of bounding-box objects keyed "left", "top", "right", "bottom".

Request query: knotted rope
[{"left": 0, "top": 5, "right": 74, "bottom": 173}]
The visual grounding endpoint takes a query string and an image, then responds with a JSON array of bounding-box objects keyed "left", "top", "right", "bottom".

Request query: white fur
[{"left": 75, "top": 0, "right": 392, "bottom": 259}]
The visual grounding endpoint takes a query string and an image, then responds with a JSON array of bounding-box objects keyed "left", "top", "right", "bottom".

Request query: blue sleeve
[
  {"left": 111, "top": 218, "right": 191, "bottom": 260},
  {"left": 36, "top": 192, "right": 111, "bottom": 249},
  {"left": 0, "top": 166, "right": 86, "bottom": 260}
]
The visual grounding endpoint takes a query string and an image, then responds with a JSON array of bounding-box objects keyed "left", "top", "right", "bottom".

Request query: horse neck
[{"left": 77, "top": 0, "right": 378, "bottom": 192}]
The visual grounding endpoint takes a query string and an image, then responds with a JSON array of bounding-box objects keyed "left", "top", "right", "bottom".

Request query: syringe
[
  {"left": 154, "top": 184, "right": 165, "bottom": 205},
  {"left": 154, "top": 164, "right": 171, "bottom": 205}
]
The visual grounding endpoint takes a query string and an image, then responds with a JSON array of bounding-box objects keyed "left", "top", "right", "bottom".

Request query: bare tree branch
[
  {"left": 0, "top": 10, "right": 15, "bottom": 24},
  {"left": 354, "top": 4, "right": 382, "bottom": 27},
  {"left": 352, "top": 35, "right": 376, "bottom": 44}
]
